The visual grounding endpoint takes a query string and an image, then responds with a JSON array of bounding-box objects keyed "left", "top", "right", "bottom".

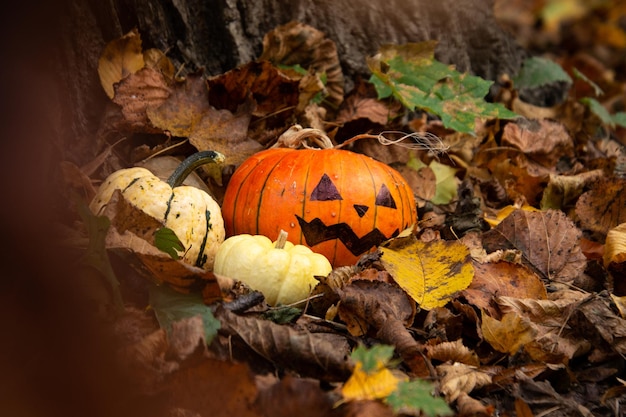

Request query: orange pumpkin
[{"left": 221, "top": 146, "right": 417, "bottom": 267}]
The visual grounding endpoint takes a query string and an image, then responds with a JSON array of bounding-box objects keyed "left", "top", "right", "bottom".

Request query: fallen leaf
[
  {"left": 98, "top": 28, "right": 145, "bottom": 99},
  {"left": 341, "top": 360, "right": 403, "bottom": 402},
  {"left": 207, "top": 60, "right": 299, "bottom": 123},
  {"left": 260, "top": 21, "right": 344, "bottom": 109},
  {"left": 576, "top": 177, "right": 626, "bottom": 236},
  {"left": 481, "top": 311, "right": 537, "bottom": 354},
  {"left": 164, "top": 357, "right": 261, "bottom": 417},
  {"left": 147, "top": 73, "right": 211, "bottom": 137},
  {"left": 380, "top": 236, "right": 474, "bottom": 310},
  {"left": 463, "top": 261, "right": 547, "bottom": 314},
  {"left": 256, "top": 375, "right": 334, "bottom": 417},
  {"left": 387, "top": 379, "right": 453, "bottom": 417},
  {"left": 604, "top": 222, "right": 626, "bottom": 293},
  {"left": 213, "top": 305, "right": 352, "bottom": 381},
  {"left": 437, "top": 362, "right": 493, "bottom": 402},
  {"left": 368, "top": 41, "right": 517, "bottom": 134},
  {"left": 112, "top": 67, "right": 172, "bottom": 133},
  {"left": 540, "top": 170, "right": 604, "bottom": 210},
  {"left": 482, "top": 209, "right": 587, "bottom": 283},
  {"left": 427, "top": 339, "right": 480, "bottom": 367},
  {"left": 188, "top": 99, "right": 262, "bottom": 182}
]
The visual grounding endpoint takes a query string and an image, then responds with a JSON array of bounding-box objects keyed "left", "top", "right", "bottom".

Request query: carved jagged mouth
[{"left": 295, "top": 215, "right": 400, "bottom": 256}]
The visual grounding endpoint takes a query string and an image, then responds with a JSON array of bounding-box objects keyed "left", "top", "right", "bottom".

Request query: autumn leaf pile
[{"left": 58, "top": 4, "right": 626, "bottom": 417}]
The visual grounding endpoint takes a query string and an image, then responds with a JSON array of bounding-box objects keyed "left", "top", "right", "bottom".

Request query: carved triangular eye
[
  {"left": 311, "top": 174, "right": 343, "bottom": 201},
  {"left": 375, "top": 184, "right": 397, "bottom": 209},
  {"left": 353, "top": 204, "right": 369, "bottom": 217}
]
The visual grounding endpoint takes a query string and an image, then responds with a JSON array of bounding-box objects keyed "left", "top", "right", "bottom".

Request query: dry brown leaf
[
  {"left": 576, "top": 177, "right": 626, "bottom": 236},
  {"left": 515, "top": 371, "right": 595, "bottom": 417},
  {"left": 482, "top": 209, "right": 587, "bottom": 283},
  {"left": 164, "top": 357, "right": 261, "bottom": 417},
  {"left": 143, "top": 48, "right": 176, "bottom": 81},
  {"left": 484, "top": 152, "right": 550, "bottom": 205},
  {"left": 482, "top": 311, "right": 537, "bottom": 355},
  {"left": 214, "top": 305, "right": 352, "bottom": 382},
  {"left": 501, "top": 118, "right": 575, "bottom": 169},
  {"left": 437, "top": 362, "right": 493, "bottom": 402},
  {"left": 462, "top": 261, "right": 547, "bottom": 315},
  {"left": 335, "top": 280, "right": 429, "bottom": 377},
  {"left": 188, "top": 100, "right": 262, "bottom": 181},
  {"left": 336, "top": 96, "right": 393, "bottom": 127},
  {"left": 147, "top": 73, "right": 211, "bottom": 137},
  {"left": 207, "top": 60, "right": 299, "bottom": 122},
  {"left": 255, "top": 375, "right": 333, "bottom": 417},
  {"left": 260, "top": 21, "right": 344, "bottom": 109},
  {"left": 455, "top": 392, "right": 494, "bottom": 417},
  {"left": 112, "top": 67, "right": 172, "bottom": 133},
  {"left": 540, "top": 169, "right": 604, "bottom": 210},
  {"left": 98, "top": 28, "right": 145, "bottom": 99},
  {"left": 427, "top": 339, "right": 480, "bottom": 367},
  {"left": 570, "top": 294, "right": 626, "bottom": 357}
]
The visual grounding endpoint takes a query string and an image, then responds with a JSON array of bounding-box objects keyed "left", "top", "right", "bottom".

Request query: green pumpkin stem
[
  {"left": 166, "top": 151, "right": 225, "bottom": 188},
  {"left": 275, "top": 229, "right": 288, "bottom": 249}
]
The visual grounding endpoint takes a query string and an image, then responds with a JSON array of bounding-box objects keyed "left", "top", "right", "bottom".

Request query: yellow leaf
[
  {"left": 481, "top": 311, "right": 536, "bottom": 354},
  {"left": 484, "top": 204, "right": 539, "bottom": 227},
  {"left": 98, "top": 29, "right": 145, "bottom": 99},
  {"left": 604, "top": 222, "right": 626, "bottom": 269},
  {"left": 380, "top": 237, "right": 474, "bottom": 310},
  {"left": 341, "top": 362, "right": 403, "bottom": 401}
]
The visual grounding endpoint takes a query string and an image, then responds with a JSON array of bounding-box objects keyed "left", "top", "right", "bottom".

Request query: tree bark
[{"left": 51, "top": 0, "right": 525, "bottom": 164}]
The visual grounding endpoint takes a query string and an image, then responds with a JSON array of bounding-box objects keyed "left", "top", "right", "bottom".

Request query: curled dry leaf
[
  {"left": 481, "top": 312, "right": 537, "bottom": 355},
  {"left": 540, "top": 169, "right": 604, "bottom": 210},
  {"left": 576, "top": 177, "right": 626, "bottom": 236},
  {"left": 335, "top": 280, "right": 430, "bottom": 377},
  {"left": 427, "top": 339, "right": 480, "bottom": 367},
  {"left": 437, "top": 362, "right": 493, "bottom": 402},
  {"left": 112, "top": 67, "right": 172, "bottom": 133},
  {"left": 98, "top": 28, "right": 145, "bottom": 99},
  {"left": 605, "top": 222, "right": 626, "bottom": 293},
  {"left": 260, "top": 21, "right": 344, "bottom": 109},
  {"left": 214, "top": 305, "right": 352, "bottom": 382},
  {"left": 482, "top": 209, "right": 587, "bottom": 283},
  {"left": 463, "top": 261, "right": 547, "bottom": 315}
]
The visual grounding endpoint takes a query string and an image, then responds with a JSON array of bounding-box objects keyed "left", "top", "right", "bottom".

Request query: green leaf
[
  {"left": 368, "top": 42, "right": 517, "bottom": 134},
  {"left": 351, "top": 344, "right": 395, "bottom": 374},
  {"left": 513, "top": 56, "right": 572, "bottom": 89},
  {"left": 154, "top": 227, "right": 185, "bottom": 259},
  {"left": 149, "top": 284, "right": 221, "bottom": 343},
  {"left": 613, "top": 112, "right": 626, "bottom": 128},
  {"left": 387, "top": 380, "right": 453, "bottom": 417},
  {"left": 262, "top": 305, "right": 303, "bottom": 324},
  {"left": 581, "top": 97, "right": 615, "bottom": 127}
]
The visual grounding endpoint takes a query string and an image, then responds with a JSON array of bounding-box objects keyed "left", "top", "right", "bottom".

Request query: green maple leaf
[
  {"left": 368, "top": 41, "right": 518, "bottom": 134},
  {"left": 387, "top": 380, "right": 453, "bottom": 417}
]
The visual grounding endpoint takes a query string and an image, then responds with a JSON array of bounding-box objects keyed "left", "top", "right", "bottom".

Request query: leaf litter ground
[{"left": 53, "top": 4, "right": 626, "bottom": 417}]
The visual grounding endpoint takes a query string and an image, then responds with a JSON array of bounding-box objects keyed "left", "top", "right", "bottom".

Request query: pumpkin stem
[
  {"left": 166, "top": 151, "right": 226, "bottom": 188},
  {"left": 273, "top": 124, "right": 334, "bottom": 150},
  {"left": 275, "top": 229, "right": 288, "bottom": 249}
]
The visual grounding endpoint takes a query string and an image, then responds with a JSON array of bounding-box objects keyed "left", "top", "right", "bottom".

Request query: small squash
[
  {"left": 213, "top": 231, "right": 332, "bottom": 306},
  {"left": 90, "top": 151, "right": 225, "bottom": 270},
  {"left": 221, "top": 128, "right": 417, "bottom": 267}
]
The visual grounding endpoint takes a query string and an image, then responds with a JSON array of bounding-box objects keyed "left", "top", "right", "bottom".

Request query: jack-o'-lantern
[{"left": 221, "top": 127, "right": 417, "bottom": 267}]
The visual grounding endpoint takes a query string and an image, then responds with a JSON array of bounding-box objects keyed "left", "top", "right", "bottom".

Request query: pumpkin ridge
[{"left": 255, "top": 150, "right": 294, "bottom": 235}]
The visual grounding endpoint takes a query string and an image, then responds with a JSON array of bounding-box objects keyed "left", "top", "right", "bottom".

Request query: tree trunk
[{"left": 47, "top": 0, "right": 525, "bottom": 165}]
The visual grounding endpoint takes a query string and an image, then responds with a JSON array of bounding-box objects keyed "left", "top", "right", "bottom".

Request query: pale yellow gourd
[
  {"left": 213, "top": 231, "right": 332, "bottom": 306},
  {"left": 90, "top": 151, "right": 225, "bottom": 270}
]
